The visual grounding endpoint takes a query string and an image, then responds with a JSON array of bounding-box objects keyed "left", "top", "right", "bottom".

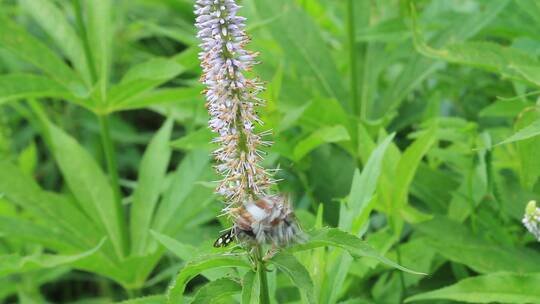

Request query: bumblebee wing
[{"left": 213, "top": 229, "right": 235, "bottom": 247}]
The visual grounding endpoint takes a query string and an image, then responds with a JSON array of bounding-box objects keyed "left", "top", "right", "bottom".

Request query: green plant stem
[
  {"left": 347, "top": 0, "right": 359, "bottom": 118},
  {"left": 256, "top": 247, "right": 270, "bottom": 304},
  {"left": 346, "top": 0, "right": 364, "bottom": 169},
  {"left": 98, "top": 114, "right": 127, "bottom": 255},
  {"left": 395, "top": 244, "right": 407, "bottom": 303},
  {"left": 98, "top": 115, "right": 122, "bottom": 205}
]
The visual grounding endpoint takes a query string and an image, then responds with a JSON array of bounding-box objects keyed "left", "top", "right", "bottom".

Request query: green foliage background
[{"left": 1, "top": 0, "right": 540, "bottom": 303}]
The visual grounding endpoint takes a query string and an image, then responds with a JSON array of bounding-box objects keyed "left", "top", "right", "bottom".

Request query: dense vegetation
[{"left": 1, "top": 0, "right": 540, "bottom": 303}]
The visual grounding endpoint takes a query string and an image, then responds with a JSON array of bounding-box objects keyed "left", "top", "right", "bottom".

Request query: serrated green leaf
[
  {"left": 377, "top": 0, "right": 510, "bottom": 118},
  {"left": 412, "top": 5, "right": 540, "bottom": 87},
  {"left": 118, "top": 295, "right": 166, "bottom": 304},
  {"left": 406, "top": 272, "right": 540, "bottom": 303},
  {"left": 496, "top": 118, "right": 540, "bottom": 146},
  {"left": 190, "top": 278, "right": 241, "bottom": 304},
  {"left": 416, "top": 216, "right": 540, "bottom": 273},
  {"left": 289, "top": 228, "right": 424, "bottom": 275}
]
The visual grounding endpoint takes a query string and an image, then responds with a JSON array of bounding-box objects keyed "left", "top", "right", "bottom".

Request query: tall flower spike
[
  {"left": 523, "top": 200, "right": 540, "bottom": 241},
  {"left": 195, "top": 0, "right": 302, "bottom": 249}
]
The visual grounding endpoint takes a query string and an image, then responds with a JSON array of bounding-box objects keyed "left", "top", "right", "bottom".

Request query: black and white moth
[{"left": 213, "top": 228, "right": 235, "bottom": 248}]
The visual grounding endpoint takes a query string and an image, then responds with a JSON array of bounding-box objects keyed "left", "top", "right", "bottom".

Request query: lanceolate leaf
[
  {"left": 289, "top": 228, "right": 424, "bottom": 275},
  {"left": 86, "top": 0, "right": 112, "bottom": 99},
  {"left": 0, "top": 16, "right": 86, "bottom": 95},
  {"left": 0, "top": 74, "right": 77, "bottom": 105},
  {"left": 48, "top": 123, "right": 126, "bottom": 258},
  {"left": 270, "top": 253, "right": 316, "bottom": 304},
  {"left": 152, "top": 152, "right": 212, "bottom": 236},
  {"left": 252, "top": 0, "right": 347, "bottom": 109},
  {"left": 406, "top": 272, "right": 540, "bottom": 303},
  {"left": 150, "top": 230, "right": 198, "bottom": 261},
  {"left": 376, "top": 0, "right": 510, "bottom": 119},
  {"left": 496, "top": 118, "right": 540, "bottom": 146},
  {"left": 293, "top": 125, "right": 351, "bottom": 161},
  {"left": 513, "top": 110, "right": 540, "bottom": 189},
  {"left": 131, "top": 119, "right": 174, "bottom": 254},
  {"left": 0, "top": 238, "right": 104, "bottom": 276},
  {"left": 241, "top": 271, "right": 258, "bottom": 304},
  {"left": 393, "top": 125, "right": 437, "bottom": 210},
  {"left": 412, "top": 3, "right": 540, "bottom": 87},
  {"left": 416, "top": 217, "right": 540, "bottom": 273},
  {"left": 0, "top": 161, "right": 103, "bottom": 252},
  {"left": 108, "top": 57, "right": 186, "bottom": 105},
  {"left": 19, "top": 0, "right": 92, "bottom": 85},
  {"left": 339, "top": 133, "right": 395, "bottom": 232},
  {"left": 108, "top": 87, "right": 203, "bottom": 112}
]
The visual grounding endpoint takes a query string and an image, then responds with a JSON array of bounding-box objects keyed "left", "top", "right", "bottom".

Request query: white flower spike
[
  {"left": 195, "top": 0, "right": 302, "bottom": 249},
  {"left": 523, "top": 200, "right": 540, "bottom": 241}
]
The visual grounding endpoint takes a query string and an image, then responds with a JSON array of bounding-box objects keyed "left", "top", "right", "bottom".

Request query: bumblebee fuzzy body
[{"left": 214, "top": 195, "right": 303, "bottom": 248}]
